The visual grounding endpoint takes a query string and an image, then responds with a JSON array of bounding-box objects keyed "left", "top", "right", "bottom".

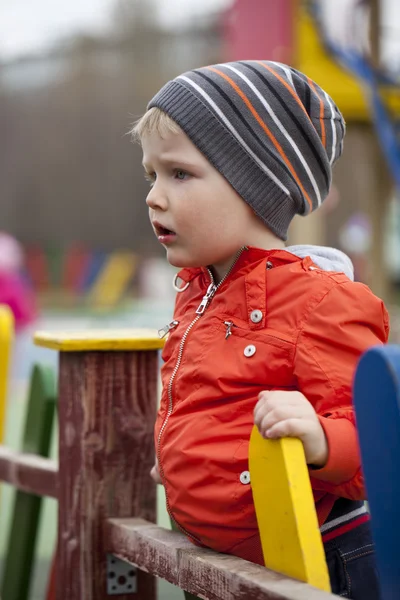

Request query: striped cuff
[
  {"left": 311, "top": 417, "right": 361, "bottom": 484},
  {"left": 321, "top": 502, "right": 369, "bottom": 543}
]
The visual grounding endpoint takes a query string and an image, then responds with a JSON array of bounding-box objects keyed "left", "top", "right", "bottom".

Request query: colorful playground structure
[
  {"left": 0, "top": 305, "right": 398, "bottom": 599},
  {"left": 0, "top": 307, "right": 13, "bottom": 447},
  {"left": 23, "top": 244, "right": 138, "bottom": 310}
]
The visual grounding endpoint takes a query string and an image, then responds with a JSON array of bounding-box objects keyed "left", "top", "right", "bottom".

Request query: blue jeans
[{"left": 325, "top": 521, "right": 381, "bottom": 599}]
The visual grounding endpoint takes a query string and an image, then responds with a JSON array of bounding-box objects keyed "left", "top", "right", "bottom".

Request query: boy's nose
[{"left": 146, "top": 185, "right": 168, "bottom": 211}]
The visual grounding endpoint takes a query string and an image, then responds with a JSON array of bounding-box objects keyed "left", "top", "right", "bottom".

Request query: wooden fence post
[{"left": 34, "top": 330, "right": 164, "bottom": 600}]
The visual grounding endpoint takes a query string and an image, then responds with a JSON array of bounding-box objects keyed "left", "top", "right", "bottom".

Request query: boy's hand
[
  {"left": 150, "top": 458, "right": 163, "bottom": 484},
  {"left": 254, "top": 390, "right": 328, "bottom": 467}
]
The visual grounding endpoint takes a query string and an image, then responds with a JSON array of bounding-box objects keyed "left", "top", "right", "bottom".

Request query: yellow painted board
[
  {"left": 87, "top": 252, "right": 137, "bottom": 308},
  {"left": 34, "top": 329, "right": 165, "bottom": 352},
  {"left": 296, "top": 9, "right": 400, "bottom": 122},
  {"left": 249, "top": 426, "right": 330, "bottom": 592},
  {"left": 0, "top": 305, "right": 14, "bottom": 443}
]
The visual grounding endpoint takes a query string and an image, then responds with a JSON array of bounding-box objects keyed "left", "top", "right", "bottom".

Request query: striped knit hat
[{"left": 148, "top": 61, "right": 345, "bottom": 241}]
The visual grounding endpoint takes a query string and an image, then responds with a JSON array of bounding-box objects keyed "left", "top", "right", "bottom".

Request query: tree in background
[{"left": 0, "top": 0, "right": 223, "bottom": 253}]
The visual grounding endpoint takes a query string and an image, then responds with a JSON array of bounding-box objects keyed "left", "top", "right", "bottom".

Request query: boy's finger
[
  {"left": 263, "top": 418, "right": 308, "bottom": 439},
  {"left": 258, "top": 390, "right": 308, "bottom": 406},
  {"left": 254, "top": 393, "right": 279, "bottom": 416},
  {"left": 150, "top": 464, "right": 162, "bottom": 484},
  {"left": 256, "top": 407, "right": 294, "bottom": 433},
  {"left": 255, "top": 401, "right": 307, "bottom": 426},
  {"left": 254, "top": 396, "right": 268, "bottom": 414},
  {"left": 254, "top": 403, "right": 275, "bottom": 427},
  {"left": 254, "top": 398, "right": 270, "bottom": 422},
  {"left": 254, "top": 403, "right": 267, "bottom": 424}
]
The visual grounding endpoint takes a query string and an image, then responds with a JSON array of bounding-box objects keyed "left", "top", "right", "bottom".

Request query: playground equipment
[
  {"left": 354, "top": 345, "right": 400, "bottom": 600},
  {"left": 1, "top": 364, "right": 57, "bottom": 600},
  {"left": 0, "top": 329, "right": 335, "bottom": 599},
  {"left": 0, "top": 306, "right": 13, "bottom": 446},
  {"left": 23, "top": 245, "right": 137, "bottom": 310},
  {"left": 250, "top": 429, "right": 330, "bottom": 591},
  {"left": 308, "top": 0, "right": 400, "bottom": 192}
]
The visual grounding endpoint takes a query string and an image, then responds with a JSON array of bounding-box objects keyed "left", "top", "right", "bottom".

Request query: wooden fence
[{"left": 0, "top": 326, "right": 367, "bottom": 600}]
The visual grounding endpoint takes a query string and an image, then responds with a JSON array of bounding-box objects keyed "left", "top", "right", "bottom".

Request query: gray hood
[{"left": 286, "top": 245, "right": 354, "bottom": 281}]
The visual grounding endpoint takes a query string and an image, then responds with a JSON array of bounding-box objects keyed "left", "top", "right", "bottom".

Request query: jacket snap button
[
  {"left": 266, "top": 261, "right": 273, "bottom": 270},
  {"left": 250, "top": 310, "right": 262, "bottom": 323},
  {"left": 240, "top": 471, "right": 250, "bottom": 484},
  {"left": 244, "top": 344, "right": 256, "bottom": 357}
]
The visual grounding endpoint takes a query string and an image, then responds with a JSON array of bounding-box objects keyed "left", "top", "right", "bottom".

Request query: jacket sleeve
[{"left": 294, "top": 280, "right": 389, "bottom": 500}]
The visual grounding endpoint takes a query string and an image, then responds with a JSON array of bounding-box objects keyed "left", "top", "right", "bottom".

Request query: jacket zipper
[
  {"left": 158, "top": 320, "right": 179, "bottom": 339},
  {"left": 157, "top": 246, "right": 247, "bottom": 542}
]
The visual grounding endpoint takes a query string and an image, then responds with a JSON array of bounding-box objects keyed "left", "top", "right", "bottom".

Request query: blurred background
[{"left": 0, "top": 0, "right": 399, "bottom": 598}]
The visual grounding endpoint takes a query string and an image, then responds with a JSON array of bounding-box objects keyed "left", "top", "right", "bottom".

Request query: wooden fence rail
[
  {"left": 105, "top": 518, "right": 335, "bottom": 600},
  {"left": 0, "top": 447, "right": 57, "bottom": 498},
  {"left": 0, "top": 328, "right": 339, "bottom": 600}
]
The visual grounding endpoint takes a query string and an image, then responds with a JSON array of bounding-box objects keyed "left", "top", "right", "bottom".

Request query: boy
[{"left": 132, "top": 61, "right": 388, "bottom": 599}]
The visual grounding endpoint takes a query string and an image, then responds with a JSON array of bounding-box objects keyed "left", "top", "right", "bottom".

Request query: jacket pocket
[
  {"left": 325, "top": 548, "right": 350, "bottom": 597},
  {"left": 340, "top": 546, "right": 381, "bottom": 600},
  {"left": 212, "top": 317, "right": 295, "bottom": 391}
]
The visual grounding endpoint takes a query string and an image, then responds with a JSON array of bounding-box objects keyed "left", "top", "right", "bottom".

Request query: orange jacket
[{"left": 155, "top": 247, "right": 389, "bottom": 563}]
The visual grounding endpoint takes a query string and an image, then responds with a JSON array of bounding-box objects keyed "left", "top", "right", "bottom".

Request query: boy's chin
[{"left": 165, "top": 249, "right": 204, "bottom": 270}]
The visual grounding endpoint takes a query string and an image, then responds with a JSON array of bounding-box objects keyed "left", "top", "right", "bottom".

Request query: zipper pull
[
  {"left": 224, "top": 321, "right": 235, "bottom": 339},
  {"left": 196, "top": 283, "right": 217, "bottom": 315},
  {"left": 158, "top": 320, "right": 179, "bottom": 339}
]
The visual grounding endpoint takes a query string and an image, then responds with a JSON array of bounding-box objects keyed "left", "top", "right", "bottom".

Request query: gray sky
[
  {"left": 0, "top": 0, "right": 232, "bottom": 60},
  {"left": 0, "top": 0, "right": 399, "bottom": 69}
]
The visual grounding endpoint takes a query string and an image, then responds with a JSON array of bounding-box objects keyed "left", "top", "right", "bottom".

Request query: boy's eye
[{"left": 174, "top": 169, "right": 189, "bottom": 181}]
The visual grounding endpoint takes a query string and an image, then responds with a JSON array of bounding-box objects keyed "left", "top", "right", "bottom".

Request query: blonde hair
[{"left": 130, "top": 107, "right": 181, "bottom": 142}]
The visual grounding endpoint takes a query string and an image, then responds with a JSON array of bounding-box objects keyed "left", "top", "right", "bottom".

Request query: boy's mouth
[{"left": 152, "top": 221, "right": 176, "bottom": 241}]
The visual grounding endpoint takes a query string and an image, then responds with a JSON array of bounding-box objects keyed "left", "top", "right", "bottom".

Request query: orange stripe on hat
[
  {"left": 307, "top": 77, "right": 326, "bottom": 148},
  {"left": 207, "top": 66, "right": 313, "bottom": 212},
  {"left": 256, "top": 62, "right": 312, "bottom": 125}
]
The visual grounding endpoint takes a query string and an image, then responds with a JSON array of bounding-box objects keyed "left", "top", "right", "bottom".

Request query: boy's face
[{"left": 142, "top": 127, "right": 261, "bottom": 273}]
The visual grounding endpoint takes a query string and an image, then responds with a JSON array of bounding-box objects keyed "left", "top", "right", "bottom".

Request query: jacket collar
[
  {"left": 176, "top": 247, "right": 301, "bottom": 286},
  {"left": 176, "top": 247, "right": 304, "bottom": 329}
]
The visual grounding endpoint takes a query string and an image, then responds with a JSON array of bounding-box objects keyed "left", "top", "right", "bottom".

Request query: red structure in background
[{"left": 223, "top": 0, "right": 295, "bottom": 63}]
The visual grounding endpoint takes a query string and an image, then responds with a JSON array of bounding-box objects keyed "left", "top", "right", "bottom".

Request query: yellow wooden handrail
[{"left": 249, "top": 426, "right": 331, "bottom": 591}]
